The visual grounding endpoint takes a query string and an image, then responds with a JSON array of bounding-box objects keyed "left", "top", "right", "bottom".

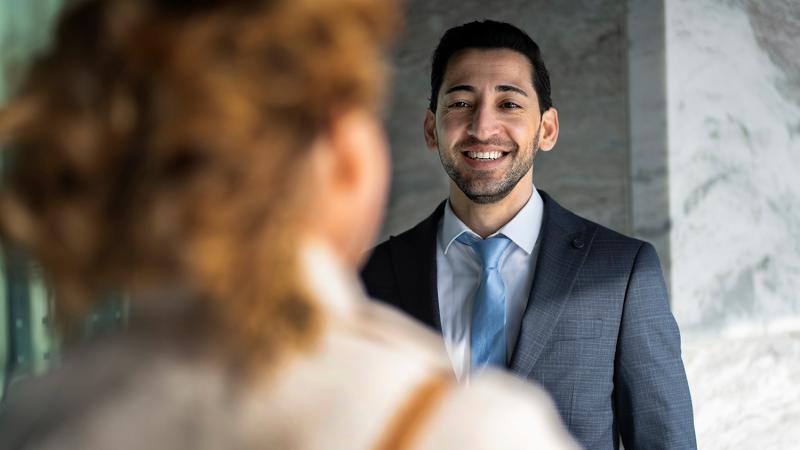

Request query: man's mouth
[{"left": 464, "top": 151, "right": 508, "bottom": 161}]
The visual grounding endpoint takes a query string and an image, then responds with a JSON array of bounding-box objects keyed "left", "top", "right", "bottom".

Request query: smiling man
[{"left": 361, "top": 20, "right": 696, "bottom": 449}]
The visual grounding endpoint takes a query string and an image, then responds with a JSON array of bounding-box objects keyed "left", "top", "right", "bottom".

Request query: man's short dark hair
[{"left": 429, "top": 20, "right": 552, "bottom": 115}]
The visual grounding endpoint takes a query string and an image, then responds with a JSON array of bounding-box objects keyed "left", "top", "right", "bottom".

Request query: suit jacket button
[{"left": 571, "top": 237, "right": 585, "bottom": 249}]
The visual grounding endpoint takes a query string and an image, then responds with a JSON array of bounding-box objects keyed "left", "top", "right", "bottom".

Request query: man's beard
[{"left": 438, "top": 127, "right": 541, "bottom": 205}]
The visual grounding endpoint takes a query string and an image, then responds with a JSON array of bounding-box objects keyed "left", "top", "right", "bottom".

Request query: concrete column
[{"left": 627, "top": 0, "right": 671, "bottom": 287}]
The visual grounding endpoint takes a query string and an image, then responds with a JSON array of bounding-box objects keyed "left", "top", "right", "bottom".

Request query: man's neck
[{"left": 448, "top": 176, "right": 534, "bottom": 239}]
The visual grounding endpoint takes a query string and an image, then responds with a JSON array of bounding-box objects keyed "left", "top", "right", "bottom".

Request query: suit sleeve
[{"left": 614, "top": 242, "right": 697, "bottom": 449}]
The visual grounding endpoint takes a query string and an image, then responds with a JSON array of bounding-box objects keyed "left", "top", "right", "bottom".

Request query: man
[{"left": 362, "top": 20, "right": 696, "bottom": 449}]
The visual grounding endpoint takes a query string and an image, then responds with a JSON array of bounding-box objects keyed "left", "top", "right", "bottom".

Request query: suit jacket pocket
[{"left": 550, "top": 318, "right": 603, "bottom": 342}]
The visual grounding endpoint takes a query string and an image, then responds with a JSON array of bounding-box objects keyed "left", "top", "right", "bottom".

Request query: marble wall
[
  {"left": 666, "top": 0, "right": 800, "bottom": 338},
  {"left": 380, "top": 0, "right": 631, "bottom": 241}
]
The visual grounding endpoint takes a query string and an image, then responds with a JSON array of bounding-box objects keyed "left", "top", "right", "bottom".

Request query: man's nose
[{"left": 467, "top": 103, "right": 501, "bottom": 141}]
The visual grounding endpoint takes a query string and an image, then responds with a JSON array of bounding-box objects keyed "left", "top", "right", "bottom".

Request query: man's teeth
[{"left": 466, "top": 151, "right": 503, "bottom": 160}]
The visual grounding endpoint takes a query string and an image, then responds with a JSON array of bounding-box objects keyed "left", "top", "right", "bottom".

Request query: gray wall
[{"left": 380, "top": 0, "right": 632, "bottom": 242}]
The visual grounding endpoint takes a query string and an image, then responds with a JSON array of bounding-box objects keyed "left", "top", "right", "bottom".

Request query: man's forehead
[{"left": 442, "top": 48, "right": 534, "bottom": 91}]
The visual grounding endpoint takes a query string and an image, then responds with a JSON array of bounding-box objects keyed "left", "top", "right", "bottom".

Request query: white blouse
[{"left": 0, "top": 242, "right": 578, "bottom": 450}]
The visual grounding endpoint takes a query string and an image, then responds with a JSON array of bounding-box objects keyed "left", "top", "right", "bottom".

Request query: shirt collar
[{"left": 440, "top": 187, "right": 543, "bottom": 255}]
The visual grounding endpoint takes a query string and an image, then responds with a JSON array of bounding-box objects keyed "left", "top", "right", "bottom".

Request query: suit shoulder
[
  {"left": 360, "top": 214, "right": 429, "bottom": 294},
  {"left": 360, "top": 221, "right": 417, "bottom": 283},
  {"left": 561, "top": 202, "right": 645, "bottom": 249},
  {"left": 593, "top": 221, "right": 645, "bottom": 249},
  {"left": 545, "top": 196, "right": 649, "bottom": 267},
  {"left": 542, "top": 192, "right": 643, "bottom": 248},
  {"left": 361, "top": 203, "right": 444, "bottom": 283},
  {"left": 361, "top": 238, "right": 394, "bottom": 294},
  {"left": 363, "top": 238, "right": 392, "bottom": 272},
  {"left": 590, "top": 224, "right": 666, "bottom": 273}
]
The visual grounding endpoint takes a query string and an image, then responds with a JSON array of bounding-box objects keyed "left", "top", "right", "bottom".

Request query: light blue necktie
[{"left": 458, "top": 234, "right": 512, "bottom": 369}]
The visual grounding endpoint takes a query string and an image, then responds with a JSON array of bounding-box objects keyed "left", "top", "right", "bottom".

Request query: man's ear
[
  {"left": 538, "top": 107, "right": 559, "bottom": 152},
  {"left": 423, "top": 109, "right": 438, "bottom": 150}
]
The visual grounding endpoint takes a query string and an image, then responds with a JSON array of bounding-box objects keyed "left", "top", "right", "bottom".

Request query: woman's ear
[
  {"left": 306, "top": 109, "right": 390, "bottom": 267},
  {"left": 322, "top": 110, "right": 387, "bottom": 191}
]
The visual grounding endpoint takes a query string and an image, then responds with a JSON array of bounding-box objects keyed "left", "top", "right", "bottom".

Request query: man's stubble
[{"left": 438, "top": 124, "right": 541, "bottom": 205}]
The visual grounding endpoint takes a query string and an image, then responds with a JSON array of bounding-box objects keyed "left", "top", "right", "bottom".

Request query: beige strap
[{"left": 373, "top": 372, "right": 452, "bottom": 450}]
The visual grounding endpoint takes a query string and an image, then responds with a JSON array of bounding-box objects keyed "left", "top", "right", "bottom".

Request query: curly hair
[{"left": 0, "top": 0, "right": 398, "bottom": 368}]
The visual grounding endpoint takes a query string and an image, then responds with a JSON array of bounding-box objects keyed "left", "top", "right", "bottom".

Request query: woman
[{"left": 0, "top": 0, "right": 577, "bottom": 448}]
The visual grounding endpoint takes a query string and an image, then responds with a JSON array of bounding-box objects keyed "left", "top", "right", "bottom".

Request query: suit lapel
[
  {"left": 509, "top": 191, "right": 596, "bottom": 375},
  {"left": 388, "top": 202, "right": 445, "bottom": 332}
]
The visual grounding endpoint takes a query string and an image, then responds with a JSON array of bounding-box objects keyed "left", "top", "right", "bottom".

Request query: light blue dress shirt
[{"left": 436, "top": 188, "right": 544, "bottom": 380}]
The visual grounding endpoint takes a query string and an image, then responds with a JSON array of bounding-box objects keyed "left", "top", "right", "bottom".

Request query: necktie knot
[{"left": 458, "top": 234, "right": 511, "bottom": 270}]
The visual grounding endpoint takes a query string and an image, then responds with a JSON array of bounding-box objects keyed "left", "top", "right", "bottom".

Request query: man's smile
[
  {"left": 457, "top": 142, "right": 515, "bottom": 164},
  {"left": 459, "top": 148, "right": 512, "bottom": 169},
  {"left": 464, "top": 150, "right": 509, "bottom": 160}
]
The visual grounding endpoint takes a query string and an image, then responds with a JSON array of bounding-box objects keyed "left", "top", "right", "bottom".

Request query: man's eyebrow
[
  {"left": 497, "top": 85, "right": 528, "bottom": 97},
  {"left": 443, "top": 84, "right": 475, "bottom": 95}
]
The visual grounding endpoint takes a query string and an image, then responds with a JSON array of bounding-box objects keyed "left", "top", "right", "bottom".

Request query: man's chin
[{"left": 461, "top": 186, "right": 514, "bottom": 205}]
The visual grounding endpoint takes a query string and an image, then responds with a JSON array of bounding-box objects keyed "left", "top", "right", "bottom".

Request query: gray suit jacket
[{"left": 361, "top": 191, "right": 696, "bottom": 449}]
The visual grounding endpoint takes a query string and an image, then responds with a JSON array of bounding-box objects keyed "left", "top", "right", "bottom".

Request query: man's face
[{"left": 425, "top": 48, "right": 546, "bottom": 204}]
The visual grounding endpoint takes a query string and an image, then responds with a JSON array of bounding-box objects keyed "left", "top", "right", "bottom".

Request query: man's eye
[
  {"left": 448, "top": 101, "right": 470, "bottom": 108},
  {"left": 501, "top": 102, "right": 521, "bottom": 109}
]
